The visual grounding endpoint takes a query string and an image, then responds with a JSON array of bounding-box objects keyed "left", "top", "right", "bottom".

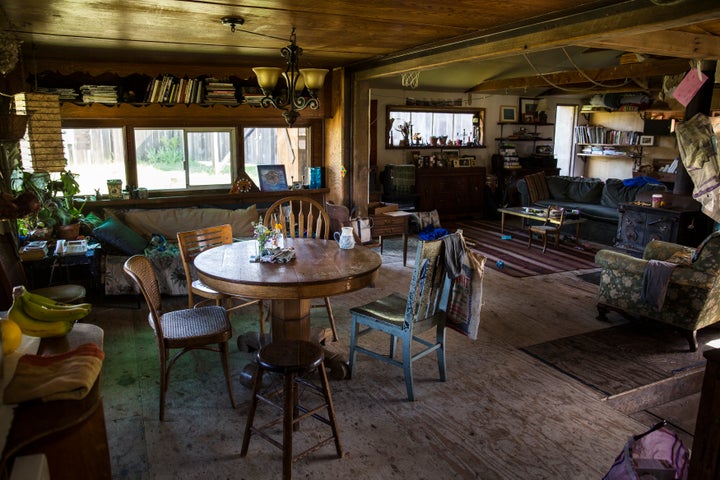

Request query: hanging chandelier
[{"left": 251, "top": 27, "right": 328, "bottom": 126}]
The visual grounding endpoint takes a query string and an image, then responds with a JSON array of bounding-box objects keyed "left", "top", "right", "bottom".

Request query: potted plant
[{"left": 12, "top": 168, "right": 85, "bottom": 240}]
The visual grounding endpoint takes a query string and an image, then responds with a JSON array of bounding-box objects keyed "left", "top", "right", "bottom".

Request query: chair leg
[
  {"left": 324, "top": 297, "right": 338, "bottom": 341},
  {"left": 348, "top": 318, "right": 358, "bottom": 379},
  {"left": 317, "top": 359, "right": 343, "bottom": 458},
  {"left": 220, "top": 341, "right": 236, "bottom": 409},
  {"left": 527, "top": 232, "right": 533, "bottom": 249},
  {"left": 282, "top": 371, "right": 295, "bottom": 480},
  {"left": 541, "top": 233, "right": 548, "bottom": 253},
  {"left": 402, "top": 336, "right": 414, "bottom": 401},
  {"left": 687, "top": 330, "right": 699, "bottom": 352},
  {"left": 159, "top": 347, "right": 169, "bottom": 421},
  {"left": 258, "top": 300, "right": 265, "bottom": 335},
  {"left": 437, "top": 327, "right": 447, "bottom": 382},
  {"left": 241, "top": 366, "right": 265, "bottom": 456}
]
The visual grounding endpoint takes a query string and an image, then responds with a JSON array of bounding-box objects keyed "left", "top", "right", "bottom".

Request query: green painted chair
[
  {"left": 348, "top": 235, "right": 452, "bottom": 401},
  {"left": 595, "top": 231, "right": 720, "bottom": 351}
]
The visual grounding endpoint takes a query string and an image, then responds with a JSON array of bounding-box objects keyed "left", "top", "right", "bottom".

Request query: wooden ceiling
[{"left": 2, "top": 0, "right": 720, "bottom": 94}]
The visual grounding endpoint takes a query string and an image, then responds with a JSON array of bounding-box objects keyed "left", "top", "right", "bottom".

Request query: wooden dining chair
[
  {"left": 123, "top": 254, "right": 236, "bottom": 421},
  {"left": 177, "top": 224, "right": 266, "bottom": 333},
  {"left": 263, "top": 196, "right": 337, "bottom": 341},
  {"left": 527, "top": 207, "right": 566, "bottom": 253},
  {"left": 348, "top": 235, "right": 452, "bottom": 401}
]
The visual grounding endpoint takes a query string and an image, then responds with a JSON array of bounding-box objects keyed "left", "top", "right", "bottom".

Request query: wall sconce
[{"left": 252, "top": 28, "right": 328, "bottom": 126}]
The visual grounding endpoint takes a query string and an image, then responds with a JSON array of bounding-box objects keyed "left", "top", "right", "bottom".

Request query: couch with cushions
[
  {"left": 517, "top": 172, "right": 667, "bottom": 245},
  {"left": 91, "top": 205, "right": 258, "bottom": 295}
]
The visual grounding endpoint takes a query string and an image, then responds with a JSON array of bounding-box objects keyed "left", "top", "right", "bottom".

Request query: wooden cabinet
[
  {"left": 415, "top": 167, "right": 485, "bottom": 218},
  {"left": 615, "top": 201, "right": 711, "bottom": 253}
]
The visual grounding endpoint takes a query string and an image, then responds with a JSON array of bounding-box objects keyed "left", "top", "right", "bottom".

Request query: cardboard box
[{"left": 368, "top": 202, "right": 399, "bottom": 215}]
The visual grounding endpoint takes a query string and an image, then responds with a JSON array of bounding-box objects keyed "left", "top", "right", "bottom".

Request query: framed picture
[
  {"left": 459, "top": 155, "right": 476, "bottom": 167},
  {"left": 519, "top": 97, "right": 539, "bottom": 122},
  {"left": 257, "top": 164, "right": 289, "bottom": 192},
  {"left": 499, "top": 105, "right": 518, "bottom": 123},
  {"left": 443, "top": 150, "right": 459, "bottom": 167},
  {"left": 639, "top": 135, "right": 655, "bottom": 146}
]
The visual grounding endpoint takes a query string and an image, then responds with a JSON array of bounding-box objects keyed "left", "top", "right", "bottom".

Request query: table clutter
[{"left": 250, "top": 246, "right": 296, "bottom": 263}]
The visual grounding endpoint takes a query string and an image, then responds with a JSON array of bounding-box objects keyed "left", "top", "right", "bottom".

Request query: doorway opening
[{"left": 553, "top": 105, "right": 578, "bottom": 176}]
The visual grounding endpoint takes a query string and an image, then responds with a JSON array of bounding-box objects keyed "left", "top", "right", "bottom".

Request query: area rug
[
  {"left": 444, "top": 219, "right": 599, "bottom": 277},
  {"left": 521, "top": 322, "right": 719, "bottom": 398}
]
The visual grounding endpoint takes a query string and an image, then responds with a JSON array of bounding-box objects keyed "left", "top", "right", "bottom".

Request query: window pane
[
  {"left": 134, "top": 129, "right": 185, "bottom": 189},
  {"left": 244, "top": 127, "right": 309, "bottom": 187},
  {"left": 187, "top": 131, "right": 233, "bottom": 186},
  {"left": 62, "top": 128, "right": 125, "bottom": 195}
]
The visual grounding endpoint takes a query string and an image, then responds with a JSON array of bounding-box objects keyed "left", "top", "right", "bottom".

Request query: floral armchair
[{"left": 595, "top": 231, "right": 720, "bottom": 351}]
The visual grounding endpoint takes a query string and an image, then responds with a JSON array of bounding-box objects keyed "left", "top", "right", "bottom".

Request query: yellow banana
[
  {"left": 21, "top": 288, "right": 91, "bottom": 311},
  {"left": 8, "top": 296, "right": 74, "bottom": 338},
  {"left": 22, "top": 297, "right": 91, "bottom": 322}
]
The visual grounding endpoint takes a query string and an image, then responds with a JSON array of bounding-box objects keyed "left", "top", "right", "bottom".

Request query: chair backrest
[
  {"left": 403, "top": 235, "right": 451, "bottom": 331},
  {"left": 692, "top": 231, "right": 720, "bottom": 274},
  {"left": 325, "top": 200, "right": 353, "bottom": 237},
  {"left": 123, "top": 255, "right": 164, "bottom": 336},
  {"left": 177, "top": 224, "right": 234, "bottom": 283},
  {"left": 546, "top": 206, "right": 566, "bottom": 228},
  {"left": 0, "top": 233, "right": 27, "bottom": 310},
  {"left": 264, "top": 196, "right": 330, "bottom": 240}
]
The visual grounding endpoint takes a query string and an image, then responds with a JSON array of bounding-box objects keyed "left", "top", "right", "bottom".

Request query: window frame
[
  {"left": 61, "top": 117, "right": 324, "bottom": 196},
  {"left": 385, "top": 105, "right": 486, "bottom": 148}
]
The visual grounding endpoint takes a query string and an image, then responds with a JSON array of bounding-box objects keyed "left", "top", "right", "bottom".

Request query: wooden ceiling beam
[
  {"left": 580, "top": 30, "right": 720, "bottom": 59},
  {"left": 353, "top": 0, "right": 720, "bottom": 81},
  {"left": 466, "top": 58, "right": 690, "bottom": 93}
]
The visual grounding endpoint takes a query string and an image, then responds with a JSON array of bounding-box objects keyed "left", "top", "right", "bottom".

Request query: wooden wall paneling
[
  {"left": 325, "top": 68, "right": 345, "bottom": 206},
  {"left": 351, "top": 77, "right": 371, "bottom": 216}
]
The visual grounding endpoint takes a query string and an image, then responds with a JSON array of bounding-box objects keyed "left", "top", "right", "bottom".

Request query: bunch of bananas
[{"left": 8, "top": 286, "right": 91, "bottom": 338}]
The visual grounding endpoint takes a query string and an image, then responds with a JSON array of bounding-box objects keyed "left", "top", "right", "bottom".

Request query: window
[
  {"left": 386, "top": 106, "right": 485, "bottom": 148},
  {"left": 134, "top": 128, "right": 235, "bottom": 190},
  {"left": 63, "top": 127, "right": 126, "bottom": 195},
  {"left": 244, "top": 127, "right": 309, "bottom": 187}
]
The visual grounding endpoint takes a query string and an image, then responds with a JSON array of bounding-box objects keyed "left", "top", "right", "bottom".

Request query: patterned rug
[
  {"left": 521, "top": 321, "right": 717, "bottom": 397},
  {"left": 444, "top": 219, "right": 600, "bottom": 277}
]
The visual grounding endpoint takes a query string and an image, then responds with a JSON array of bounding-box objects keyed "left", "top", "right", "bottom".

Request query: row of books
[
  {"left": 143, "top": 75, "right": 241, "bottom": 104},
  {"left": 574, "top": 125, "right": 643, "bottom": 145}
]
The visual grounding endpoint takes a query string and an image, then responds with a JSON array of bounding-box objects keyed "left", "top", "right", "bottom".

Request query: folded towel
[
  {"left": 3, "top": 343, "right": 104, "bottom": 404},
  {"left": 641, "top": 260, "right": 677, "bottom": 310}
]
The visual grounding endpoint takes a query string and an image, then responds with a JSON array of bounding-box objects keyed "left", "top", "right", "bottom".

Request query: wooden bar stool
[{"left": 240, "top": 339, "right": 343, "bottom": 480}]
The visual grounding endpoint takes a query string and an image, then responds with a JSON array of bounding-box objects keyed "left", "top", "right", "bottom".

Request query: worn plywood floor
[{"left": 86, "top": 237, "right": 698, "bottom": 479}]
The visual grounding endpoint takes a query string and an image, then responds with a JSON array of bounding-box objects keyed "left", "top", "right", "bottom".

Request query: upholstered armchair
[{"left": 595, "top": 231, "right": 720, "bottom": 351}]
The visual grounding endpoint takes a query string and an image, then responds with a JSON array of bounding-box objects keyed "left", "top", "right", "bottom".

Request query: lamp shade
[
  {"left": 252, "top": 67, "right": 283, "bottom": 89},
  {"left": 300, "top": 68, "right": 328, "bottom": 91}
]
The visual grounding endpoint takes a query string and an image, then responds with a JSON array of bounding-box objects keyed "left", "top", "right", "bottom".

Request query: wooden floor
[{"left": 89, "top": 236, "right": 699, "bottom": 479}]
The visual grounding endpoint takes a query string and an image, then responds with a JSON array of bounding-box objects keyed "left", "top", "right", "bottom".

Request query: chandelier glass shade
[{"left": 252, "top": 28, "right": 328, "bottom": 126}]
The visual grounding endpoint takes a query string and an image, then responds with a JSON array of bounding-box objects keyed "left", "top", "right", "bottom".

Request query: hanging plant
[{"left": 0, "top": 30, "right": 21, "bottom": 76}]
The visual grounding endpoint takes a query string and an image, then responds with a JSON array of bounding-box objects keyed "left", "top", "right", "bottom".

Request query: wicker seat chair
[{"left": 123, "top": 254, "right": 236, "bottom": 420}]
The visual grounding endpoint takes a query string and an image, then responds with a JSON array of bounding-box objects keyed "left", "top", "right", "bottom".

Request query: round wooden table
[{"left": 194, "top": 238, "right": 382, "bottom": 342}]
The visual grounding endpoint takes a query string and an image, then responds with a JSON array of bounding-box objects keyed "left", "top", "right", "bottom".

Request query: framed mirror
[{"left": 386, "top": 105, "right": 485, "bottom": 149}]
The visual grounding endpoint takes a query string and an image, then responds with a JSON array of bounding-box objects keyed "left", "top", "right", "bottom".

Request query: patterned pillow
[
  {"left": 92, "top": 217, "right": 148, "bottom": 255},
  {"left": 524, "top": 172, "right": 550, "bottom": 203}
]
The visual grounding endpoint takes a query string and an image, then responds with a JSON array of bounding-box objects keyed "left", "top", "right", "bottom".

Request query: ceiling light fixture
[{"left": 251, "top": 27, "right": 328, "bottom": 126}]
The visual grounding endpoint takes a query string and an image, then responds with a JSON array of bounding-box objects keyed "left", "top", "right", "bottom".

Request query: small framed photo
[
  {"left": 639, "top": 135, "right": 655, "bottom": 146},
  {"left": 257, "top": 164, "right": 289, "bottom": 192},
  {"left": 519, "top": 97, "right": 539, "bottom": 121},
  {"left": 443, "top": 150, "right": 459, "bottom": 167},
  {"left": 499, "top": 105, "right": 518, "bottom": 123},
  {"left": 459, "top": 155, "right": 476, "bottom": 167}
]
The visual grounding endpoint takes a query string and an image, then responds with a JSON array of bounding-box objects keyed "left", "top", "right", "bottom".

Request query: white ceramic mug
[{"left": 334, "top": 226, "right": 355, "bottom": 249}]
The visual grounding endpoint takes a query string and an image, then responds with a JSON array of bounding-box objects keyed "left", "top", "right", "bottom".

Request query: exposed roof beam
[
  {"left": 580, "top": 30, "right": 720, "bottom": 59},
  {"left": 466, "top": 58, "right": 690, "bottom": 93},
  {"left": 352, "top": 0, "right": 720, "bottom": 82}
]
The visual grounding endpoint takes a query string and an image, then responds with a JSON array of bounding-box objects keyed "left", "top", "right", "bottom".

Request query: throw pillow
[
  {"left": 546, "top": 176, "right": 571, "bottom": 201},
  {"left": 523, "top": 172, "right": 550, "bottom": 203},
  {"left": 92, "top": 217, "right": 148, "bottom": 255}
]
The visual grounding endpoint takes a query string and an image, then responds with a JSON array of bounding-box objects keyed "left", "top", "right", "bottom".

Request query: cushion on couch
[
  {"left": 546, "top": 176, "right": 571, "bottom": 201},
  {"left": 92, "top": 217, "right": 148, "bottom": 255},
  {"left": 523, "top": 172, "right": 551, "bottom": 203},
  {"left": 123, "top": 205, "right": 258, "bottom": 240},
  {"left": 565, "top": 177, "right": 604, "bottom": 203}
]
